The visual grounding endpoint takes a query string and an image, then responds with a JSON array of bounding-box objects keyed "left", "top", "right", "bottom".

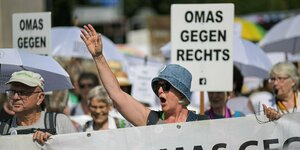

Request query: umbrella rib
[{"left": 20, "top": 65, "right": 27, "bottom": 70}]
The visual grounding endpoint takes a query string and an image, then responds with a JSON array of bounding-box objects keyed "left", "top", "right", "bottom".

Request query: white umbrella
[
  {"left": 259, "top": 14, "right": 300, "bottom": 54},
  {"left": 51, "top": 26, "right": 129, "bottom": 70},
  {"left": 233, "top": 36, "right": 272, "bottom": 79},
  {"left": 0, "top": 48, "right": 73, "bottom": 92},
  {"left": 160, "top": 42, "right": 171, "bottom": 59},
  {"left": 160, "top": 36, "right": 272, "bottom": 79}
]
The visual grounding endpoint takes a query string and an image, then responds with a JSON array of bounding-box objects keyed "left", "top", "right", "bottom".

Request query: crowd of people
[{"left": 0, "top": 24, "right": 299, "bottom": 146}]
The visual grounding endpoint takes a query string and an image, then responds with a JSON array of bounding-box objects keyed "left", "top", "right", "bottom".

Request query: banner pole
[{"left": 200, "top": 91, "right": 204, "bottom": 115}]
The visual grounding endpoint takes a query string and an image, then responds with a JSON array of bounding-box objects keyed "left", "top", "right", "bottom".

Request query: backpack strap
[
  {"left": 146, "top": 110, "right": 163, "bottom": 125},
  {"left": 82, "top": 120, "right": 92, "bottom": 132},
  {"left": 0, "top": 118, "right": 12, "bottom": 135},
  {"left": 186, "top": 110, "right": 209, "bottom": 122},
  {"left": 0, "top": 112, "right": 58, "bottom": 135},
  {"left": 44, "top": 112, "right": 57, "bottom": 131}
]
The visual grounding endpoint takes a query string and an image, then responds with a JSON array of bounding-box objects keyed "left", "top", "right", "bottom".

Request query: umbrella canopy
[
  {"left": 160, "top": 36, "right": 272, "bottom": 79},
  {"left": 259, "top": 14, "right": 300, "bottom": 54},
  {"left": 233, "top": 36, "right": 272, "bottom": 79},
  {"left": 160, "top": 42, "right": 171, "bottom": 59},
  {"left": 51, "top": 26, "right": 129, "bottom": 70},
  {"left": 0, "top": 48, "right": 73, "bottom": 92},
  {"left": 234, "top": 17, "right": 266, "bottom": 42}
]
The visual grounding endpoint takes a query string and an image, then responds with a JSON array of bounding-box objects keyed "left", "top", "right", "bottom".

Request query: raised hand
[
  {"left": 80, "top": 24, "right": 103, "bottom": 58},
  {"left": 262, "top": 104, "right": 281, "bottom": 121}
]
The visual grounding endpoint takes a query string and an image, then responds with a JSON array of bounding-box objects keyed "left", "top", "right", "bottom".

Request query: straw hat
[
  {"left": 108, "top": 60, "right": 123, "bottom": 73},
  {"left": 114, "top": 71, "right": 131, "bottom": 86}
]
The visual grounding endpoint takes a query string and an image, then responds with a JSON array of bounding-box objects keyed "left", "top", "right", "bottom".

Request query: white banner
[
  {"left": 1, "top": 113, "right": 300, "bottom": 150},
  {"left": 171, "top": 4, "right": 234, "bottom": 91}
]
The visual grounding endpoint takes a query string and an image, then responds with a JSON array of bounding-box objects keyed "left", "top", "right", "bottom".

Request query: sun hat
[
  {"left": 114, "top": 71, "right": 131, "bottom": 86},
  {"left": 151, "top": 64, "right": 192, "bottom": 103},
  {"left": 6, "top": 70, "right": 45, "bottom": 91},
  {"left": 108, "top": 60, "right": 123, "bottom": 73}
]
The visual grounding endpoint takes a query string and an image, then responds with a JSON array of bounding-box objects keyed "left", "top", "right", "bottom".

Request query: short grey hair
[
  {"left": 270, "top": 61, "right": 299, "bottom": 91},
  {"left": 178, "top": 98, "right": 189, "bottom": 106},
  {"left": 87, "top": 85, "right": 112, "bottom": 105}
]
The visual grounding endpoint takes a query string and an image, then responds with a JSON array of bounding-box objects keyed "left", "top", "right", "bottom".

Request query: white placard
[
  {"left": 12, "top": 12, "right": 51, "bottom": 55},
  {"left": 171, "top": 4, "right": 234, "bottom": 91},
  {"left": 130, "top": 65, "right": 161, "bottom": 106}
]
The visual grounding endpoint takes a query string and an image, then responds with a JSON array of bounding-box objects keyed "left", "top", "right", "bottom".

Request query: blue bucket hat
[{"left": 151, "top": 64, "right": 192, "bottom": 103}]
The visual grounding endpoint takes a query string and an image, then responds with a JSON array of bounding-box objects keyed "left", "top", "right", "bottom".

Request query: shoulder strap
[
  {"left": 82, "top": 120, "right": 92, "bottom": 132},
  {"left": 147, "top": 110, "right": 162, "bottom": 125},
  {"left": 0, "top": 118, "right": 12, "bottom": 135},
  {"left": 44, "top": 112, "right": 57, "bottom": 129},
  {"left": 186, "top": 110, "right": 209, "bottom": 122}
]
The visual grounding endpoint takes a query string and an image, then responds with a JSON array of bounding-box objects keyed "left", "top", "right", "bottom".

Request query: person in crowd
[
  {"left": 46, "top": 90, "right": 82, "bottom": 132},
  {"left": 80, "top": 24, "right": 208, "bottom": 126},
  {"left": 83, "top": 85, "right": 131, "bottom": 131},
  {"left": 0, "top": 70, "right": 75, "bottom": 145},
  {"left": 205, "top": 92, "right": 244, "bottom": 119},
  {"left": 114, "top": 70, "right": 132, "bottom": 94},
  {"left": 263, "top": 61, "right": 300, "bottom": 121},
  {"left": 64, "top": 57, "right": 83, "bottom": 112},
  {"left": 248, "top": 79, "right": 273, "bottom": 114},
  {"left": 227, "top": 66, "right": 252, "bottom": 115},
  {"left": 71, "top": 72, "right": 99, "bottom": 116},
  {"left": 46, "top": 90, "right": 70, "bottom": 114},
  {"left": 0, "top": 93, "right": 15, "bottom": 122}
]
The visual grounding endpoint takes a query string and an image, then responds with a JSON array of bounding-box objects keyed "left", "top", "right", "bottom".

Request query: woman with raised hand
[{"left": 80, "top": 24, "right": 207, "bottom": 126}]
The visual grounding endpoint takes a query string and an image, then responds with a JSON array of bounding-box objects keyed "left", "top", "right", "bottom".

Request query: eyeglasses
[
  {"left": 153, "top": 82, "right": 171, "bottom": 95},
  {"left": 268, "top": 76, "right": 290, "bottom": 83},
  {"left": 6, "top": 89, "right": 42, "bottom": 98},
  {"left": 79, "top": 83, "right": 94, "bottom": 89}
]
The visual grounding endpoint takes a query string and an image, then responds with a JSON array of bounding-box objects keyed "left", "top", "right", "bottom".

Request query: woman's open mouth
[{"left": 160, "top": 97, "right": 166, "bottom": 104}]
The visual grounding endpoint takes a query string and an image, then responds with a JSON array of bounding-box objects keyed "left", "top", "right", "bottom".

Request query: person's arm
[
  {"left": 80, "top": 24, "right": 150, "bottom": 126},
  {"left": 262, "top": 104, "right": 282, "bottom": 121}
]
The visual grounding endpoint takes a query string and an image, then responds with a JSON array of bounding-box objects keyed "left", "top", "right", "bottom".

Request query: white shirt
[{"left": 84, "top": 115, "right": 117, "bottom": 132}]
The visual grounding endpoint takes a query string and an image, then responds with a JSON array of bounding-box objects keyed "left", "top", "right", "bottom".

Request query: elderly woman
[
  {"left": 80, "top": 24, "right": 208, "bottom": 126},
  {"left": 263, "top": 61, "right": 300, "bottom": 120},
  {"left": 83, "top": 85, "right": 131, "bottom": 131}
]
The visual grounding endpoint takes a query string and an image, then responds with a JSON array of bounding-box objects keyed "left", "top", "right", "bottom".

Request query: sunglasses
[
  {"left": 6, "top": 89, "right": 42, "bottom": 98},
  {"left": 79, "top": 83, "right": 94, "bottom": 89},
  {"left": 153, "top": 82, "right": 171, "bottom": 95}
]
